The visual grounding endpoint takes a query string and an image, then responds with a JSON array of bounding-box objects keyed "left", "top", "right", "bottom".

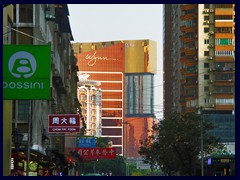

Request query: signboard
[
  {"left": 76, "top": 43, "right": 125, "bottom": 72},
  {"left": 75, "top": 148, "right": 116, "bottom": 159},
  {"left": 48, "top": 114, "right": 80, "bottom": 133},
  {"left": 136, "top": 160, "right": 151, "bottom": 170},
  {"left": 78, "top": 138, "right": 96, "bottom": 148},
  {"left": 3, "top": 45, "right": 51, "bottom": 99}
]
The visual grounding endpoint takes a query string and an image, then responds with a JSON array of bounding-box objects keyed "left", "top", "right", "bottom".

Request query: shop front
[
  {"left": 205, "top": 155, "right": 235, "bottom": 176},
  {"left": 11, "top": 148, "right": 56, "bottom": 176}
]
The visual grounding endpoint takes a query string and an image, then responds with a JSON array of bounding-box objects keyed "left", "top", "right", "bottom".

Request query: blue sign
[
  {"left": 78, "top": 138, "right": 96, "bottom": 148},
  {"left": 208, "top": 158, "right": 212, "bottom": 165}
]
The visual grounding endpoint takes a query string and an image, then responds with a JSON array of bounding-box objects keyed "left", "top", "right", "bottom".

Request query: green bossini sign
[{"left": 3, "top": 45, "right": 51, "bottom": 99}]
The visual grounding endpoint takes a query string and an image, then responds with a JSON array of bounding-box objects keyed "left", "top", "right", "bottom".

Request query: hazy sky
[{"left": 68, "top": 4, "right": 164, "bottom": 118}]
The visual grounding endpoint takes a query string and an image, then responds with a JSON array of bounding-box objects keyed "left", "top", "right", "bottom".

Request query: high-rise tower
[{"left": 164, "top": 3, "right": 235, "bottom": 144}]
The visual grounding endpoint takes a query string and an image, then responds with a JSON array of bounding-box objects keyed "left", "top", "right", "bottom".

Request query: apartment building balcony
[
  {"left": 180, "top": 79, "right": 185, "bottom": 85},
  {"left": 215, "top": 8, "right": 234, "bottom": 16},
  {"left": 180, "top": 68, "right": 197, "bottom": 77},
  {"left": 185, "top": 95, "right": 197, "bottom": 101},
  {"left": 215, "top": 21, "right": 234, "bottom": 27},
  {"left": 180, "top": 13, "right": 196, "bottom": 21},
  {"left": 215, "top": 55, "right": 235, "bottom": 62},
  {"left": 184, "top": 83, "right": 197, "bottom": 89},
  {"left": 180, "top": 25, "right": 186, "bottom": 32},
  {"left": 215, "top": 94, "right": 234, "bottom": 99},
  {"left": 184, "top": 26, "right": 196, "bottom": 33},
  {"left": 215, "top": 45, "right": 234, "bottom": 51},
  {"left": 215, "top": 32, "right": 234, "bottom": 39},
  {"left": 215, "top": 104, "right": 234, "bottom": 111},
  {"left": 184, "top": 47, "right": 197, "bottom": 56},
  {"left": 214, "top": 66, "right": 235, "bottom": 73},
  {"left": 180, "top": 4, "right": 196, "bottom": 11},
  {"left": 185, "top": 107, "right": 196, "bottom": 113},
  {"left": 180, "top": 56, "right": 197, "bottom": 66},
  {"left": 180, "top": 35, "right": 195, "bottom": 43},
  {"left": 214, "top": 81, "right": 234, "bottom": 87}
]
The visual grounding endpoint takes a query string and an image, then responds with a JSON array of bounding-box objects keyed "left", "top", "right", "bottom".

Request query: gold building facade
[{"left": 73, "top": 39, "right": 157, "bottom": 158}]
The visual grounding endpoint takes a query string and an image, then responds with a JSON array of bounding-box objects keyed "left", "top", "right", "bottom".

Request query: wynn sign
[{"left": 76, "top": 43, "right": 125, "bottom": 72}]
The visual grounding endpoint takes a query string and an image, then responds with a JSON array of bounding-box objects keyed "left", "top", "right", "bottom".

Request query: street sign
[
  {"left": 136, "top": 160, "right": 151, "bottom": 170},
  {"left": 75, "top": 147, "right": 116, "bottom": 159},
  {"left": 78, "top": 138, "right": 96, "bottom": 148},
  {"left": 48, "top": 114, "right": 80, "bottom": 133}
]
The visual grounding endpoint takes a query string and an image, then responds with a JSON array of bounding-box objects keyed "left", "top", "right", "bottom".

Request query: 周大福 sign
[
  {"left": 3, "top": 45, "right": 51, "bottom": 99},
  {"left": 48, "top": 114, "right": 80, "bottom": 133}
]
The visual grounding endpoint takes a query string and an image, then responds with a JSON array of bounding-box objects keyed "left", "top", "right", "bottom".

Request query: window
[
  {"left": 19, "top": 4, "right": 33, "bottom": 23},
  {"left": 216, "top": 98, "right": 234, "bottom": 104},
  {"left": 204, "top": 51, "right": 210, "bottom": 56},
  {"left": 215, "top": 51, "right": 234, "bottom": 56},
  {"left": 204, "top": 39, "right": 209, "bottom": 44},
  {"left": 204, "top": 16, "right": 209, "bottom": 20},
  {"left": 204, "top": 63, "right": 209, "bottom": 68},
  {"left": 215, "top": 39, "right": 232, "bottom": 45},
  {"left": 204, "top": 28, "right": 209, "bottom": 33},
  {"left": 204, "top": 98, "right": 210, "bottom": 104},
  {"left": 204, "top": 74, "right": 210, "bottom": 80},
  {"left": 215, "top": 15, "right": 233, "bottom": 20},
  {"left": 18, "top": 100, "right": 30, "bottom": 121},
  {"left": 215, "top": 27, "right": 232, "bottom": 33},
  {"left": 204, "top": 4, "right": 210, "bottom": 8},
  {"left": 204, "top": 86, "right": 210, "bottom": 92}
]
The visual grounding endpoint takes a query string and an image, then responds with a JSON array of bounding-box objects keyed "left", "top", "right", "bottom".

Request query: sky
[{"left": 68, "top": 4, "right": 164, "bottom": 118}]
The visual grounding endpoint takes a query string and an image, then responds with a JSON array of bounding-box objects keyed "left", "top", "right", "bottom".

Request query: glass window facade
[
  {"left": 125, "top": 74, "right": 154, "bottom": 117},
  {"left": 206, "top": 114, "right": 235, "bottom": 142}
]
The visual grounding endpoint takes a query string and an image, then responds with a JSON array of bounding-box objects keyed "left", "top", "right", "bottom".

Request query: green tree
[
  {"left": 95, "top": 137, "right": 111, "bottom": 147},
  {"left": 139, "top": 112, "right": 222, "bottom": 176},
  {"left": 83, "top": 155, "right": 126, "bottom": 176}
]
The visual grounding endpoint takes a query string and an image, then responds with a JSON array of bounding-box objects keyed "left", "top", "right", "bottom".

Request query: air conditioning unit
[
  {"left": 209, "top": 79, "right": 214, "bottom": 83},
  {"left": 207, "top": 92, "right": 213, "bottom": 95},
  {"left": 204, "top": 9, "right": 209, "bottom": 13},
  {"left": 209, "top": 44, "right": 214, "bottom": 48},
  {"left": 209, "top": 9, "right": 214, "bottom": 12},
  {"left": 210, "top": 31, "right": 214, "bottom": 34}
]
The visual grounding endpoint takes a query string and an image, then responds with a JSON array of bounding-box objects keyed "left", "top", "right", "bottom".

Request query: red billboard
[
  {"left": 48, "top": 114, "right": 80, "bottom": 133},
  {"left": 75, "top": 147, "right": 116, "bottom": 159}
]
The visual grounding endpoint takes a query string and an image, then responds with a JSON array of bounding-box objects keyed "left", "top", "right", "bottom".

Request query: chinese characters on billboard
[
  {"left": 75, "top": 147, "right": 116, "bottom": 159},
  {"left": 48, "top": 114, "right": 80, "bottom": 133}
]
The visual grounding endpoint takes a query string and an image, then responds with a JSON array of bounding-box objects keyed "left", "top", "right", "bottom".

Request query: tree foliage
[
  {"left": 138, "top": 112, "right": 221, "bottom": 176},
  {"left": 83, "top": 155, "right": 126, "bottom": 176}
]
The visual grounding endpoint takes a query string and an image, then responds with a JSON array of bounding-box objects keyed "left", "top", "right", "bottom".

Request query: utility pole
[{"left": 198, "top": 107, "right": 204, "bottom": 176}]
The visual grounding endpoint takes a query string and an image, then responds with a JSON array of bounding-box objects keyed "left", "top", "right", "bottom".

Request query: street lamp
[
  {"left": 12, "top": 128, "right": 24, "bottom": 172},
  {"left": 198, "top": 108, "right": 204, "bottom": 176}
]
